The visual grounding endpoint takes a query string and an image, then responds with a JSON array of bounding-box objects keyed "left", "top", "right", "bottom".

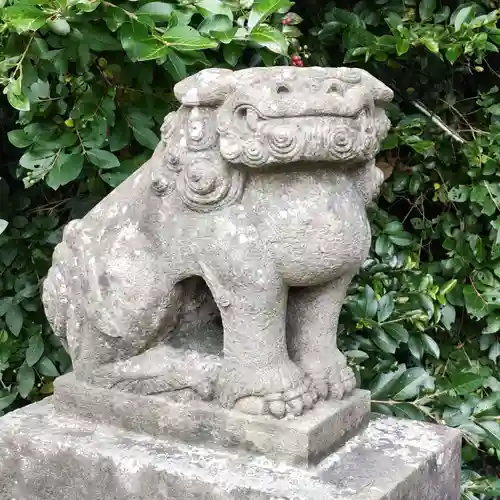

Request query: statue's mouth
[
  {"left": 218, "top": 92, "right": 390, "bottom": 168},
  {"left": 234, "top": 103, "right": 372, "bottom": 131},
  {"left": 224, "top": 103, "right": 377, "bottom": 164}
]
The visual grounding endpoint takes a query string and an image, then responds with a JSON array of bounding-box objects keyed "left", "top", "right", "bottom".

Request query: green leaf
[
  {"left": 476, "top": 421, "right": 500, "bottom": 449},
  {"left": 448, "top": 185, "right": 469, "bottom": 202},
  {"left": 363, "top": 285, "right": 378, "bottom": 319},
  {"left": 421, "top": 333, "right": 440, "bottom": 358},
  {"left": 100, "top": 160, "right": 140, "bottom": 188},
  {"left": 8, "top": 130, "right": 34, "bottom": 148},
  {"left": 47, "top": 18, "right": 71, "bottom": 36},
  {"left": 108, "top": 120, "right": 131, "bottom": 152},
  {"left": 6, "top": 305, "right": 23, "bottom": 336},
  {"left": 371, "top": 326, "right": 398, "bottom": 354},
  {"left": 370, "top": 364, "right": 406, "bottom": 399},
  {"left": 0, "top": 220, "right": 8, "bottom": 236},
  {"left": 198, "top": 14, "right": 232, "bottom": 35},
  {"left": 418, "top": 293, "right": 435, "bottom": 320},
  {"left": 282, "top": 25, "right": 302, "bottom": 38},
  {"left": 164, "top": 50, "right": 188, "bottom": 81},
  {"left": 0, "top": 297, "right": 13, "bottom": 316},
  {"left": 434, "top": 6, "right": 450, "bottom": 23},
  {"left": 30, "top": 79, "right": 50, "bottom": 101},
  {"left": 408, "top": 334, "right": 424, "bottom": 359},
  {"left": 3, "top": 5, "right": 50, "bottom": 33},
  {"left": 463, "top": 285, "right": 488, "bottom": 319},
  {"left": 377, "top": 293, "right": 394, "bottom": 322},
  {"left": 17, "top": 364, "right": 35, "bottom": 399},
  {"left": 249, "top": 26, "right": 288, "bottom": 55},
  {"left": 488, "top": 341, "right": 500, "bottom": 363},
  {"left": 375, "top": 234, "right": 394, "bottom": 256},
  {"left": 421, "top": 37, "right": 439, "bottom": 54},
  {"left": 26, "top": 334, "right": 44, "bottom": 367},
  {"left": 7, "top": 88, "right": 30, "bottom": 112},
  {"left": 46, "top": 153, "right": 84, "bottom": 190},
  {"left": 136, "top": 2, "right": 174, "bottom": 20},
  {"left": 211, "top": 28, "right": 238, "bottom": 44},
  {"left": 132, "top": 126, "right": 159, "bottom": 150},
  {"left": 419, "top": 0, "right": 436, "bottom": 21},
  {"left": 454, "top": 5, "right": 474, "bottom": 31},
  {"left": 120, "top": 23, "right": 169, "bottom": 62},
  {"left": 487, "top": 104, "right": 500, "bottom": 115},
  {"left": 344, "top": 350, "right": 369, "bottom": 361},
  {"left": 396, "top": 38, "right": 410, "bottom": 56},
  {"left": 391, "top": 367, "right": 435, "bottom": 400},
  {"left": 164, "top": 25, "right": 219, "bottom": 51},
  {"left": 87, "top": 149, "right": 120, "bottom": 169},
  {"left": 223, "top": 43, "right": 243, "bottom": 66},
  {"left": 445, "top": 45, "right": 462, "bottom": 64},
  {"left": 388, "top": 232, "right": 413, "bottom": 247},
  {"left": 36, "top": 356, "right": 60, "bottom": 377},
  {"left": 384, "top": 221, "right": 403, "bottom": 234},
  {"left": 0, "top": 391, "right": 18, "bottom": 411},
  {"left": 248, "top": 0, "right": 292, "bottom": 30},
  {"left": 196, "top": 0, "right": 233, "bottom": 20},
  {"left": 448, "top": 372, "right": 484, "bottom": 395},
  {"left": 383, "top": 323, "right": 409, "bottom": 343}
]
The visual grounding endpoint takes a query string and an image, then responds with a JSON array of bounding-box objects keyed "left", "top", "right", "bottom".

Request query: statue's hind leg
[
  {"left": 58, "top": 226, "right": 219, "bottom": 401},
  {"left": 67, "top": 277, "right": 220, "bottom": 401}
]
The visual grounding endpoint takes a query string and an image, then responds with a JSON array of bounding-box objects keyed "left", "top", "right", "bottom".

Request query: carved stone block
[
  {"left": 53, "top": 373, "right": 371, "bottom": 466},
  {"left": 0, "top": 400, "right": 461, "bottom": 500}
]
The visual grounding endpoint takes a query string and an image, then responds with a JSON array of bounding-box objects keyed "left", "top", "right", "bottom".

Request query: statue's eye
[
  {"left": 326, "top": 81, "right": 343, "bottom": 94},
  {"left": 276, "top": 84, "right": 290, "bottom": 94}
]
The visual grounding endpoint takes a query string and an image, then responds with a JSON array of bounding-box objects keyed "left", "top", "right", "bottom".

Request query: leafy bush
[
  {"left": 1, "top": 0, "right": 500, "bottom": 498},
  {"left": 302, "top": 1, "right": 500, "bottom": 497}
]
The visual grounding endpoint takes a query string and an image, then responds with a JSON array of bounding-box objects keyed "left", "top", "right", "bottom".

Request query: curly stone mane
[{"left": 151, "top": 66, "right": 392, "bottom": 213}]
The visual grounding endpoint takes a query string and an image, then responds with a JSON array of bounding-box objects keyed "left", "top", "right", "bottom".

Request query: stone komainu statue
[{"left": 43, "top": 67, "right": 393, "bottom": 419}]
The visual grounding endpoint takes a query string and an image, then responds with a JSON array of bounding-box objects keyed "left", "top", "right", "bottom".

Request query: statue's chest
[{"left": 248, "top": 174, "right": 371, "bottom": 285}]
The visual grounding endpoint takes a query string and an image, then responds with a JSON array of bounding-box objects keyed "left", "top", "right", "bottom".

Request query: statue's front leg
[
  {"left": 287, "top": 275, "right": 356, "bottom": 400},
  {"left": 214, "top": 268, "right": 318, "bottom": 419}
]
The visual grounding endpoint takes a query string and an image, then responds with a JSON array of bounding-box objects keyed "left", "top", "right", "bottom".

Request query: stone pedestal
[
  {"left": 1, "top": 396, "right": 461, "bottom": 499},
  {"left": 53, "top": 373, "right": 370, "bottom": 466}
]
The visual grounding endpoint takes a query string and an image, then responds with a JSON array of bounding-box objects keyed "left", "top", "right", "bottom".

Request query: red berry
[
  {"left": 291, "top": 55, "right": 299, "bottom": 61},
  {"left": 297, "top": 60, "right": 304, "bottom": 67},
  {"left": 291, "top": 60, "right": 297, "bottom": 66},
  {"left": 282, "top": 19, "right": 288, "bottom": 24}
]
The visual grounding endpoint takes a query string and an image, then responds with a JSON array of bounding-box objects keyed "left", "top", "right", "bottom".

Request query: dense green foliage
[
  {"left": 0, "top": 0, "right": 499, "bottom": 497},
  {"left": 301, "top": 1, "right": 500, "bottom": 497}
]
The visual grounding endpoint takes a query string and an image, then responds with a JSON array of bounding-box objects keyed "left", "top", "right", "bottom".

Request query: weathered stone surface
[
  {"left": 42, "top": 66, "right": 393, "bottom": 419},
  {"left": 0, "top": 400, "right": 461, "bottom": 500},
  {"left": 53, "top": 372, "right": 370, "bottom": 465}
]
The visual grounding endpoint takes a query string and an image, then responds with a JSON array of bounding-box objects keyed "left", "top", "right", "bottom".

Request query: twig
[{"left": 410, "top": 100, "right": 466, "bottom": 144}]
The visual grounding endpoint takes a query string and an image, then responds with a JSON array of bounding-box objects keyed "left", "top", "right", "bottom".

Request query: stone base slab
[
  {"left": 0, "top": 399, "right": 461, "bottom": 500},
  {"left": 54, "top": 373, "right": 370, "bottom": 466}
]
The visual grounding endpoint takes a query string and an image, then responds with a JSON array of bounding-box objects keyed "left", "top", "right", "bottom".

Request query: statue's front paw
[
  {"left": 233, "top": 378, "right": 319, "bottom": 418},
  {"left": 298, "top": 356, "right": 357, "bottom": 401},
  {"left": 217, "top": 359, "right": 319, "bottom": 419}
]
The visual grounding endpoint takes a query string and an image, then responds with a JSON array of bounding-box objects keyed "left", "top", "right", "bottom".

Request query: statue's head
[{"left": 157, "top": 67, "right": 393, "bottom": 211}]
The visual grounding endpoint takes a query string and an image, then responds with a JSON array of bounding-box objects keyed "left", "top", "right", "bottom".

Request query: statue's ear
[
  {"left": 355, "top": 69, "right": 394, "bottom": 106},
  {"left": 174, "top": 69, "right": 236, "bottom": 107}
]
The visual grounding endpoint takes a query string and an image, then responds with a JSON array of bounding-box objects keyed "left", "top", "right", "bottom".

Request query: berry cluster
[
  {"left": 281, "top": 13, "right": 293, "bottom": 25},
  {"left": 291, "top": 55, "right": 304, "bottom": 67}
]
